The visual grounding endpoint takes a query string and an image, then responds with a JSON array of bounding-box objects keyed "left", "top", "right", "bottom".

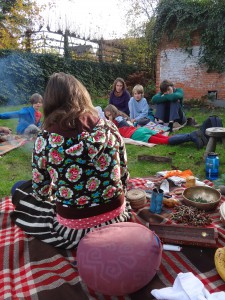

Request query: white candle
[{"left": 163, "top": 244, "right": 182, "bottom": 251}]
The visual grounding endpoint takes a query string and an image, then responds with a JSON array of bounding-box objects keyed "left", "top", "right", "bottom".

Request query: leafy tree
[
  {"left": 0, "top": 1, "right": 17, "bottom": 19},
  {"left": 0, "top": 0, "right": 43, "bottom": 49},
  {"left": 153, "top": 0, "right": 225, "bottom": 73},
  {"left": 121, "top": 0, "right": 160, "bottom": 77},
  {"left": 123, "top": 0, "right": 159, "bottom": 36}
]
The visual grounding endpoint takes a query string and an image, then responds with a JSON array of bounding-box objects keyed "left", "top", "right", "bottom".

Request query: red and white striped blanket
[
  {"left": 1, "top": 178, "right": 225, "bottom": 299},
  {"left": 128, "top": 178, "right": 225, "bottom": 294}
]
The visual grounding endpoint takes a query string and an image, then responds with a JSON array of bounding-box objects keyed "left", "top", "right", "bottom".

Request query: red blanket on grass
[
  {"left": 0, "top": 178, "right": 225, "bottom": 300},
  {"left": 129, "top": 178, "right": 225, "bottom": 296}
]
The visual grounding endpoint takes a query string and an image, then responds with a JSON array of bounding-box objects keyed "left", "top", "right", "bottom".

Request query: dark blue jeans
[{"left": 155, "top": 101, "right": 186, "bottom": 124}]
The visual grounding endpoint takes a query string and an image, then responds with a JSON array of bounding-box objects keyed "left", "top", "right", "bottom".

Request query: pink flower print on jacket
[
  {"left": 91, "top": 130, "right": 106, "bottom": 143},
  {"left": 35, "top": 136, "right": 47, "bottom": 154},
  {"left": 76, "top": 196, "right": 90, "bottom": 205},
  {"left": 40, "top": 185, "right": 51, "bottom": 196},
  {"left": 66, "top": 141, "right": 84, "bottom": 156},
  {"left": 86, "top": 177, "right": 100, "bottom": 191},
  {"left": 87, "top": 144, "right": 98, "bottom": 159},
  {"left": 59, "top": 187, "right": 73, "bottom": 199},
  {"left": 32, "top": 168, "right": 44, "bottom": 183},
  {"left": 47, "top": 166, "right": 58, "bottom": 182},
  {"left": 49, "top": 148, "right": 64, "bottom": 165},
  {"left": 80, "top": 131, "right": 89, "bottom": 139},
  {"left": 95, "top": 153, "right": 111, "bottom": 171},
  {"left": 66, "top": 165, "right": 82, "bottom": 182},
  {"left": 38, "top": 156, "right": 47, "bottom": 169},
  {"left": 107, "top": 133, "right": 117, "bottom": 148},
  {"left": 49, "top": 133, "right": 64, "bottom": 147},
  {"left": 102, "top": 185, "right": 117, "bottom": 199},
  {"left": 110, "top": 165, "right": 121, "bottom": 181}
]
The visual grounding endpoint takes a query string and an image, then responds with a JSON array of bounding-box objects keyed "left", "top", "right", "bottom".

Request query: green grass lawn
[{"left": 1, "top": 103, "right": 225, "bottom": 198}]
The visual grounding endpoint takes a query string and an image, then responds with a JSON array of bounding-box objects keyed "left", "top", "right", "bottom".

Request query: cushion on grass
[{"left": 77, "top": 222, "right": 162, "bottom": 296}]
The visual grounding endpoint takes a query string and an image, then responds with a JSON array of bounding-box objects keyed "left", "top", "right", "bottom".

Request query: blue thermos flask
[
  {"left": 150, "top": 188, "right": 164, "bottom": 214},
  {"left": 205, "top": 152, "right": 219, "bottom": 180}
]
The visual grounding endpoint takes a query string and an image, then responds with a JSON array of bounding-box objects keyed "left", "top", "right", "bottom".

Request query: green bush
[
  {"left": 125, "top": 71, "right": 155, "bottom": 101},
  {"left": 0, "top": 50, "right": 137, "bottom": 105}
]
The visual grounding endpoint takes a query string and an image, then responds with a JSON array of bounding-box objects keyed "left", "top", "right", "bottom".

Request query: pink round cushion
[{"left": 77, "top": 222, "right": 162, "bottom": 296}]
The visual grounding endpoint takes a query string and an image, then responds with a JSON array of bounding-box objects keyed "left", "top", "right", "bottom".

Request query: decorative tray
[{"left": 149, "top": 223, "right": 218, "bottom": 248}]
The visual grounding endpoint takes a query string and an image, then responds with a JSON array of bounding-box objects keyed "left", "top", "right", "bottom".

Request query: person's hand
[
  {"left": 131, "top": 119, "right": 136, "bottom": 123},
  {"left": 0, "top": 126, "right": 12, "bottom": 134},
  {"left": 163, "top": 86, "right": 173, "bottom": 95},
  {"left": 168, "top": 86, "right": 173, "bottom": 93}
]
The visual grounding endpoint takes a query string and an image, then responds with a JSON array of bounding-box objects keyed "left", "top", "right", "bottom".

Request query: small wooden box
[{"left": 149, "top": 223, "right": 218, "bottom": 248}]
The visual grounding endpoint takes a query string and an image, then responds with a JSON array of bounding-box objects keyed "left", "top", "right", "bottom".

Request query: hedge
[{"left": 0, "top": 50, "right": 137, "bottom": 105}]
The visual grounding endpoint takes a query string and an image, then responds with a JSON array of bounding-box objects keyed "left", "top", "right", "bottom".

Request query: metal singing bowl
[{"left": 182, "top": 186, "right": 221, "bottom": 211}]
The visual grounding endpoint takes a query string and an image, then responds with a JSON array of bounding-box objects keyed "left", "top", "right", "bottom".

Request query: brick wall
[{"left": 156, "top": 38, "right": 225, "bottom": 100}]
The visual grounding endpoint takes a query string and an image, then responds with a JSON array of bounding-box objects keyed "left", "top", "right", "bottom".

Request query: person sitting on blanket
[
  {"left": 0, "top": 93, "right": 43, "bottom": 136},
  {"left": 104, "top": 104, "right": 207, "bottom": 149},
  {"left": 0, "top": 126, "right": 12, "bottom": 142},
  {"left": 10, "top": 72, "right": 132, "bottom": 249},
  {"left": 128, "top": 84, "right": 154, "bottom": 126}
]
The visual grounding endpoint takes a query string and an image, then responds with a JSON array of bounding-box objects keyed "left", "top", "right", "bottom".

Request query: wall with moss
[{"left": 155, "top": 35, "right": 225, "bottom": 100}]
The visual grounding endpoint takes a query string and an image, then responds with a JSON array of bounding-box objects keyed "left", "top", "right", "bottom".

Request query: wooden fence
[{"left": 24, "top": 28, "right": 140, "bottom": 66}]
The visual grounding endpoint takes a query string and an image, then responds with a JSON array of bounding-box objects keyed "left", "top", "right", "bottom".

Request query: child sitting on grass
[
  {"left": 104, "top": 104, "right": 207, "bottom": 149},
  {"left": 128, "top": 84, "right": 154, "bottom": 126},
  {"left": 152, "top": 80, "right": 186, "bottom": 132},
  {"left": 0, "top": 93, "right": 43, "bottom": 135}
]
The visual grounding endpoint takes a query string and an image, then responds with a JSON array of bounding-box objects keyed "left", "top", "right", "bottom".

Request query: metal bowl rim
[{"left": 182, "top": 186, "right": 221, "bottom": 205}]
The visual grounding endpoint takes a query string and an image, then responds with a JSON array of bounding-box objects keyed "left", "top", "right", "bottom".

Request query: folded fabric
[
  {"left": 156, "top": 170, "right": 194, "bottom": 186},
  {"left": 208, "top": 292, "right": 225, "bottom": 300},
  {"left": 164, "top": 170, "right": 194, "bottom": 179},
  {"left": 151, "top": 272, "right": 225, "bottom": 300}
]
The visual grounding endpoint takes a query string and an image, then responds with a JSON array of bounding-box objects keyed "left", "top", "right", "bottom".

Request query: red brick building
[{"left": 156, "top": 34, "right": 225, "bottom": 100}]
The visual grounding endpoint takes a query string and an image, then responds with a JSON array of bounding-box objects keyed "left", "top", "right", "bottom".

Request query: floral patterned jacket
[{"left": 32, "top": 115, "right": 129, "bottom": 219}]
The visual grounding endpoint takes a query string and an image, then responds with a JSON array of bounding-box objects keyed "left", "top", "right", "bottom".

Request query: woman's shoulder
[
  {"left": 109, "top": 90, "right": 114, "bottom": 98},
  {"left": 123, "top": 90, "right": 131, "bottom": 97},
  {"left": 95, "top": 118, "right": 119, "bottom": 135},
  {"left": 37, "top": 119, "right": 120, "bottom": 144},
  {"left": 94, "top": 119, "right": 124, "bottom": 144},
  {"left": 34, "top": 121, "right": 124, "bottom": 162}
]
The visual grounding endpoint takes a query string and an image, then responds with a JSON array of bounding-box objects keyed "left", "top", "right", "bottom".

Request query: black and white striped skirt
[{"left": 10, "top": 184, "right": 132, "bottom": 249}]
